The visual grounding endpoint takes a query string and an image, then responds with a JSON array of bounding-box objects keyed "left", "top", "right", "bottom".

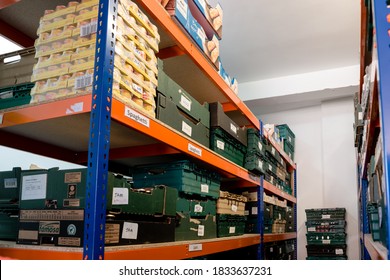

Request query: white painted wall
[{"left": 259, "top": 97, "right": 359, "bottom": 260}]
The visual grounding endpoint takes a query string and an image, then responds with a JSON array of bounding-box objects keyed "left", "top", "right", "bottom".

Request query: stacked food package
[{"left": 30, "top": 0, "right": 160, "bottom": 118}]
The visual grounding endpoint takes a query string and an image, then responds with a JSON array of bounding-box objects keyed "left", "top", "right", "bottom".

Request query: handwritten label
[
  {"left": 21, "top": 174, "right": 47, "bottom": 201},
  {"left": 122, "top": 222, "right": 138, "bottom": 239},
  {"left": 125, "top": 106, "right": 150, "bottom": 127},
  {"left": 188, "top": 143, "right": 202, "bottom": 156},
  {"left": 182, "top": 121, "right": 192, "bottom": 137},
  {"left": 216, "top": 140, "right": 225, "bottom": 150},
  {"left": 201, "top": 184, "right": 209, "bottom": 193},
  {"left": 180, "top": 94, "right": 192, "bottom": 111},
  {"left": 112, "top": 188, "right": 128, "bottom": 205},
  {"left": 229, "top": 227, "right": 236, "bottom": 234}
]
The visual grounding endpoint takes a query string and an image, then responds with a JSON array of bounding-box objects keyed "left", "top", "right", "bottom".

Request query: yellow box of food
[
  {"left": 41, "top": 4, "right": 77, "bottom": 22},
  {"left": 76, "top": 0, "right": 99, "bottom": 12}
]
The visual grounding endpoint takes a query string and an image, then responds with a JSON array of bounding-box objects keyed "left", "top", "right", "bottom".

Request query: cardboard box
[{"left": 191, "top": 0, "right": 223, "bottom": 39}]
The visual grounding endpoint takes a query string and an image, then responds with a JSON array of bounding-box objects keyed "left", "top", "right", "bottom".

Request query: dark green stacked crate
[
  {"left": 276, "top": 124, "right": 295, "bottom": 161},
  {"left": 0, "top": 82, "right": 34, "bottom": 110},
  {"left": 132, "top": 160, "right": 220, "bottom": 241},
  {"left": 0, "top": 167, "right": 22, "bottom": 240},
  {"left": 244, "top": 128, "right": 267, "bottom": 174},
  {"left": 209, "top": 102, "right": 247, "bottom": 167},
  {"left": 156, "top": 59, "right": 210, "bottom": 148},
  {"left": 264, "top": 240, "right": 295, "bottom": 260},
  {"left": 305, "top": 208, "right": 347, "bottom": 260}
]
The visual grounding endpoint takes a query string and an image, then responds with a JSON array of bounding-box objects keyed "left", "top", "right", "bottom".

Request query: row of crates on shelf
[
  {"left": 305, "top": 208, "right": 347, "bottom": 260},
  {"left": 0, "top": 161, "right": 293, "bottom": 247},
  {"left": 264, "top": 239, "right": 295, "bottom": 260}
]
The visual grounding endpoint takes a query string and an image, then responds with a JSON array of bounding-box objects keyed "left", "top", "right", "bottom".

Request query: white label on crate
[
  {"left": 4, "top": 178, "right": 17, "bottom": 188},
  {"left": 188, "top": 143, "right": 202, "bottom": 157},
  {"left": 268, "top": 165, "right": 272, "bottom": 171},
  {"left": 288, "top": 136, "right": 292, "bottom": 143},
  {"left": 122, "top": 222, "right": 138, "bottom": 239},
  {"left": 75, "top": 73, "right": 93, "bottom": 89},
  {"left": 322, "top": 214, "right": 331, "bottom": 219},
  {"left": 132, "top": 83, "right": 143, "bottom": 94},
  {"left": 125, "top": 107, "right": 150, "bottom": 127},
  {"left": 0, "top": 113, "right": 3, "bottom": 125},
  {"left": 216, "top": 140, "right": 225, "bottom": 150},
  {"left": 230, "top": 123, "right": 237, "bottom": 135},
  {"left": 251, "top": 207, "right": 258, "bottom": 215},
  {"left": 258, "top": 160, "right": 263, "bottom": 169},
  {"left": 292, "top": 244, "right": 295, "bottom": 250},
  {"left": 322, "top": 240, "right": 331, "bottom": 244},
  {"left": 272, "top": 147, "right": 276, "bottom": 156},
  {"left": 182, "top": 121, "right": 192, "bottom": 137},
  {"left": 21, "top": 174, "right": 47, "bottom": 201},
  {"left": 180, "top": 94, "right": 192, "bottom": 112},
  {"left": 198, "top": 225, "right": 205, "bottom": 236},
  {"left": 270, "top": 247, "right": 273, "bottom": 253},
  {"left": 200, "top": 184, "right": 209, "bottom": 193},
  {"left": 229, "top": 227, "right": 236, "bottom": 234},
  {"left": 278, "top": 213, "right": 282, "bottom": 220},
  {"left": 177, "top": 0, "right": 188, "bottom": 20},
  {"left": 194, "top": 204, "right": 203, "bottom": 213},
  {"left": 112, "top": 188, "right": 129, "bottom": 205},
  {"left": 335, "top": 249, "right": 344, "bottom": 255},
  {"left": 231, "top": 205, "right": 238, "bottom": 212},
  {"left": 308, "top": 227, "right": 316, "bottom": 232},
  {"left": 244, "top": 210, "right": 250, "bottom": 215},
  {"left": 379, "top": 206, "right": 383, "bottom": 228},
  {"left": 189, "top": 244, "right": 202, "bottom": 252},
  {"left": 258, "top": 142, "right": 263, "bottom": 151},
  {"left": 64, "top": 172, "right": 82, "bottom": 183}
]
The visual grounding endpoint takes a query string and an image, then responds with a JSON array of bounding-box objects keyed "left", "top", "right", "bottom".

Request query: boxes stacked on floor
[
  {"left": 156, "top": 59, "right": 210, "bottom": 148},
  {"left": 209, "top": 102, "right": 247, "bottom": 166},
  {"left": 0, "top": 168, "right": 22, "bottom": 240},
  {"left": 216, "top": 191, "right": 247, "bottom": 237},
  {"left": 305, "top": 208, "right": 347, "bottom": 260},
  {"left": 244, "top": 128, "right": 268, "bottom": 175},
  {"left": 17, "top": 168, "right": 87, "bottom": 247},
  {"left": 132, "top": 160, "right": 220, "bottom": 241},
  {"left": 30, "top": 0, "right": 159, "bottom": 118},
  {"left": 276, "top": 124, "right": 295, "bottom": 161},
  {"left": 105, "top": 173, "right": 178, "bottom": 245}
]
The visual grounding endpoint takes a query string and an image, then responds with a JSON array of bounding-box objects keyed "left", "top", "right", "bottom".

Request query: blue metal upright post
[
  {"left": 257, "top": 176, "right": 264, "bottom": 260},
  {"left": 361, "top": 179, "right": 369, "bottom": 259},
  {"left": 293, "top": 168, "right": 297, "bottom": 260},
  {"left": 372, "top": 0, "right": 390, "bottom": 259},
  {"left": 83, "top": 0, "right": 118, "bottom": 260}
]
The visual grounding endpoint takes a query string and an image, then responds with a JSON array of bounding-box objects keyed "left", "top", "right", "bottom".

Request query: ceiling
[{"left": 0, "top": 0, "right": 361, "bottom": 97}]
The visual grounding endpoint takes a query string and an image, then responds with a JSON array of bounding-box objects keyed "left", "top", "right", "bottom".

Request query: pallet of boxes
[{"left": 305, "top": 208, "right": 347, "bottom": 260}]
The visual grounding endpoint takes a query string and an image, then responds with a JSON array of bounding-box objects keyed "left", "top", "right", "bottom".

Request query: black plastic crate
[
  {"left": 306, "top": 244, "right": 347, "bottom": 257},
  {"left": 305, "top": 208, "right": 346, "bottom": 220}
]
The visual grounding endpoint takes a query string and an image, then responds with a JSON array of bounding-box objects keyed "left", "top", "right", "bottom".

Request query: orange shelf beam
[
  {"left": 0, "top": 95, "right": 92, "bottom": 128},
  {"left": 0, "top": 246, "right": 83, "bottom": 260},
  {"left": 137, "top": 0, "right": 260, "bottom": 130},
  {"left": 263, "top": 233, "right": 297, "bottom": 243},
  {"left": 111, "top": 99, "right": 260, "bottom": 186},
  {"left": 263, "top": 180, "right": 297, "bottom": 203}
]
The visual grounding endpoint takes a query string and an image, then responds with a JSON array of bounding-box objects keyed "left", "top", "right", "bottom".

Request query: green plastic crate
[
  {"left": 306, "top": 244, "right": 347, "bottom": 257},
  {"left": 246, "top": 128, "right": 266, "bottom": 155},
  {"left": 306, "top": 220, "right": 346, "bottom": 233},
  {"left": 106, "top": 174, "right": 178, "bottom": 217},
  {"left": 305, "top": 208, "right": 346, "bottom": 220},
  {"left": 217, "top": 214, "right": 246, "bottom": 237},
  {"left": 306, "top": 232, "right": 347, "bottom": 245},
  {"left": 175, "top": 213, "right": 217, "bottom": 241},
  {"left": 378, "top": 197, "right": 388, "bottom": 246},
  {"left": 283, "top": 141, "right": 295, "bottom": 161},
  {"left": 0, "top": 208, "right": 19, "bottom": 240},
  {"left": 0, "top": 167, "right": 21, "bottom": 207},
  {"left": 210, "top": 127, "right": 247, "bottom": 167},
  {"left": 276, "top": 124, "right": 295, "bottom": 149},
  {"left": 0, "top": 82, "right": 33, "bottom": 110},
  {"left": 244, "top": 152, "right": 268, "bottom": 175},
  {"left": 306, "top": 256, "right": 347, "bottom": 260},
  {"left": 132, "top": 160, "right": 221, "bottom": 199},
  {"left": 176, "top": 195, "right": 217, "bottom": 216}
]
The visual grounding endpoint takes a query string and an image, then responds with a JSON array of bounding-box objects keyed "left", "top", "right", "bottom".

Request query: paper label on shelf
[
  {"left": 231, "top": 205, "right": 238, "bottom": 212},
  {"left": 322, "top": 214, "right": 331, "bottom": 219},
  {"left": 216, "top": 140, "right": 225, "bottom": 150},
  {"left": 66, "top": 102, "right": 84, "bottom": 115},
  {"left": 251, "top": 207, "right": 258, "bottom": 215},
  {"left": 188, "top": 143, "right": 202, "bottom": 156},
  {"left": 0, "top": 113, "right": 3, "bottom": 125},
  {"left": 125, "top": 106, "right": 150, "bottom": 127},
  {"left": 21, "top": 174, "right": 47, "bottom": 201},
  {"left": 189, "top": 244, "right": 202, "bottom": 252},
  {"left": 229, "top": 227, "right": 236, "bottom": 234},
  {"left": 258, "top": 142, "right": 263, "bottom": 151},
  {"left": 200, "top": 184, "right": 209, "bottom": 193},
  {"left": 4, "top": 178, "right": 17, "bottom": 188},
  {"left": 176, "top": 0, "right": 188, "bottom": 20},
  {"left": 322, "top": 240, "right": 331, "bottom": 244},
  {"left": 308, "top": 227, "right": 316, "bottom": 232},
  {"left": 132, "top": 83, "right": 144, "bottom": 95},
  {"left": 230, "top": 123, "right": 237, "bottom": 135},
  {"left": 335, "top": 249, "right": 344, "bottom": 255},
  {"left": 198, "top": 225, "right": 205, "bottom": 236},
  {"left": 194, "top": 204, "right": 203, "bottom": 213},
  {"left": 182, "top": 121, "right": 192, "bottom": 137},
  {"left": 122, "top": 222, "right": 138, "bottom": 239},
  {"left": 180, "top": 94, "right": 192, "bottom": 112},
  {"left": 112, "top": 188, "right": 129, "bottom": 205}
]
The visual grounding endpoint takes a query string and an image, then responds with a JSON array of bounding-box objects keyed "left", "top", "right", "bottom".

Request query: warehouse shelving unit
[
  {"left": 0, "top": 0, "right": 297, "bottom": 259},
  {"left": 357, "top": 0, "right": 390, "bottom": 260}
]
